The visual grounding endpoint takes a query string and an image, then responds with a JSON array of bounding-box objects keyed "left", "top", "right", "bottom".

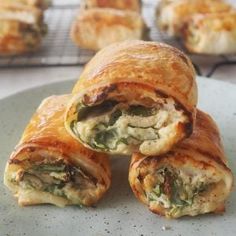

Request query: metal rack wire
[
  {"left": 0, "top": 4, "right": 95, "bottom": 68},
  {"left": 0, "top": 2, "right": 235, "bottom": 78}
]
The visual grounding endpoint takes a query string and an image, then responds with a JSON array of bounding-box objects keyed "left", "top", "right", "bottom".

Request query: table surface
[{"left": 0, "top": 0, "right": 236, "bottom": 99}]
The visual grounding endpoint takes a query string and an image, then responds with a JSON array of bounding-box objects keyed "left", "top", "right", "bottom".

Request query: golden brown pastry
[
  {"left": 156, "top": 0, "right": 232, "bottom": 37},
  {"left": 81, "top": 0, "right": 141, "bottom": 12},
  {"left": 182, "top": 11, "right": 236, "bottom": 55},
  {"left": 0, "top": 3, "right": 47, "bottom": 56},
  {"left": 65, "top": 40, "right": 197, "bottom": 156},
  {"left": 1, "top": 0, "right": 50, "bottom": 9},
  {"left": 4, "top": 95, "right": 111, "bottom": 207},
  {"left": 70, "top": 8, "right": 148, "bottom": 51},
  {"left": 129, "top": 110, "right": 233, "bottom": 218}
]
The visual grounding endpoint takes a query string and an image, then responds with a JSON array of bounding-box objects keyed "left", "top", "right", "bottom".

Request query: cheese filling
[
  {"left": 11, "top": 162, "right": 97, "bottom": 206},
  {"left": 141, "top": 165, "right": 225, "bottom": 218},
  {"left": 70, "top": 98, "right": 188, "bottom": 155}
]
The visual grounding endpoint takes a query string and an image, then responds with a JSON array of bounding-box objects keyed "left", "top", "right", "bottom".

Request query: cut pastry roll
[
  {"left": 80, "top": 0, "right": 141, "bottom": 12},
  {"left": 0, "top": 3, "right": 47, "bottom": 55},
  {"left": 182, "top": 11, "right": 236, "bottom": 55},
  {"left": 70, "top": 8, "right": 148, "bottom": 51},
  {"left": 4, "top": 95, "right": 111, "bottom": 207},
  {"left": 156, "top": 0, "right": 232, "bottom": 37},
  {"left": 129, "top": 110, "right": 233, "bottom": 218},
  {"left": 65, "top": 40, "right": 197, "bottom": 156}
]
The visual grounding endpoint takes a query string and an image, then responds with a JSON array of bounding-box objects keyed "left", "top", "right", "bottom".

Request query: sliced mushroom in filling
[{"left": 12, "top": 160, "right": 98, "bottom": 206}]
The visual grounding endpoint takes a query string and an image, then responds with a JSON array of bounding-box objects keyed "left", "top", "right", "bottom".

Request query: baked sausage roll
[
  {"left": 0, "top": 3, "right": 47, "bottom": 56},
  {"left": 81, "top": 0, "right": 141, "bottom": 12},
  {"left": 70, "top": 8, "right": 148, "bottom": 51},
  {"left": 182, "top": 11, "right": 236, "bottom": 55},
  {"left": 156, "top": 0, "right": 232, "bottom": 37},
  {"left": 129, "top": 110, "right": 233, "bottom": 218},
  {"left": 65, "top": 40, "right": 197, "bottom": 156},
  {"left": 4, "top": 95, "right": 111, "bottom": 207},
  {"left": 1, "top": 0, "right": 50, "bottom": 9}
]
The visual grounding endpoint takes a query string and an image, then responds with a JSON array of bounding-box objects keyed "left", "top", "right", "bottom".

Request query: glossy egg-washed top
[{"left": 72, "top": 40, "right": 197, "bottom": 118}]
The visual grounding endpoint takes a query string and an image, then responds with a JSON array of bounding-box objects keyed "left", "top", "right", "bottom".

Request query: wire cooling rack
[
  {"left": 0, "top": 4, "right": 95, "bottom": 68},
  {"left": 0, "top": 1, "right": 236, "bottom": 78}
]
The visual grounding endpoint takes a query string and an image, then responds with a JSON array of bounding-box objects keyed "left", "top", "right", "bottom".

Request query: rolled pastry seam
[
  {"left": 182, "top": 11, "right": 236, "bottom": 55},
  {"left": 129, "top": 110, "right": 233, "bottom": 218},
  {"left": 80, "top": 0, "right": 141, "bottom": 12},
  {"left": 65, "top": 40, "right": 197, "bottom": 156},
  {"left": 0, "top": 0, "right": 51, "bottom": 10},
  {"left": 4, "top": 95, "right": 111, "bottom": 207},
  {"left": 0, "top": 3, "right": 47, "bottom": 55},
  {"left": 156, "top": 0, "right": 232, "bottom": 37},
  {"left": 70, "top": 8, "right": 148, "bottom": 51}
]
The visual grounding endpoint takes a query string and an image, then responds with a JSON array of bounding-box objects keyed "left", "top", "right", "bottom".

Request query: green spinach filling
[
  {"left": 71, "top": 101, "right": 161, "bottom": 152},
  {"left": 18, "top": 163, "right": 96, "bottom": 204},
  {"left": 148, "top": 167, "right": 209, "bottom": 215}
]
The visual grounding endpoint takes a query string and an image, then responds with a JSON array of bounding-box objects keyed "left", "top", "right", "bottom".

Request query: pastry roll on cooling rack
[
  {"left": 129, "top": 110, "right": 233, "bottom": 218},
  {"left": 4, "top": 95, "right": 111, "bottom": 207},
  {"left": 0, "top": 3, "right": 47, "bottom": 56},
  {"left": 70, "top": 8, "right": 148, "bottom": 51},
  {"left": 81, "top": 0, "right": 141, "bottom": 12},
  {"left": 156, "top": 0, "right": 232, "bottom": 37},
  {"left": 182, "top": 12, "right": 236, "bottom": 55},
  {"left": 65, "top": 40, "right": 197, "bottom": 156},
  {"left": 1, "top": 0, "right": 50, "bottom": 9}
]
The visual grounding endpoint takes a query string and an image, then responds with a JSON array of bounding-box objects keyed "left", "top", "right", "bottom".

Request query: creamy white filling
[
  {"left": 13, "top": 165, "right": 97, "bottom": 206},
  {"left": 75, "top": 98, "right": 188, "bottom": 155},
  {"left": 146, "top": 166, "right": 226, "bottom": 217}
]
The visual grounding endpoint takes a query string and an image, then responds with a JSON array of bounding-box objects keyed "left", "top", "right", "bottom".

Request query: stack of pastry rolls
[
  {"left": 70, "top": 0, "right": 149, "bottom": 50},
  {"left": 0, "top": 0, "right": 49, "bottom": 56},
  {"left": 4, "top": 40, "right": 233, "bottom": 217},
  {"left": 64, "top": 40, "right": 233, "bottom": 218},
  {"left": 156, "top": 0, "right": 236, "bottom": 54}
]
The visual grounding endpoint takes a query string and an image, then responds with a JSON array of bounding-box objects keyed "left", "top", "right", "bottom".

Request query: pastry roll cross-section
[
  {"left": 4, "top": 95, "right": 111, "bottom": 207},
  {"left": 156, "top": 0, "right": 232, "bottom": 37},
  {"left": 70, "top": 8, "right": 148, "bottom": 51},
  {"left": 129, "top": 110, "right": 233, "bottom": 218},
  {"left": 65, "top": 40, "right": 197, "bottom": 156},
  {"left": 81, "top": 0, "right": 141, "bottom": 12},
  {"left": 0, "top": 3, "right": 47, "bottom": 56},
  {"left": 182, "top": 11, "right": 236, "bottom": 55}
]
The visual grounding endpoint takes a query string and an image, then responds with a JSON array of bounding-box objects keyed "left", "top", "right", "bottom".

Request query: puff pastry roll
[
  {"left": 4, "top": 95, "right": 111, "bottom": 207},
  {"left": 70, "top": 8, "right": 148, "bottom": 51},
  {"left": 1, "top": 0, "right": 50, "bottom": 9},
  {"left": 182, "top": 12, "right": 236, "bottom": 55},
  {"left": 65, "top": 40, "right": 197, "bottom": 156},
  {"left": 129, "top": 110, "right": 233, "bottom": 218},
  {"left": 0, "top": 3, "right": 47, "bottom": 56},
  {"left": 156, "top": 0, "right": 232, "bottom": 36},
  {"left": 81, "top": 0, "right": 141, "bottom": 12}
]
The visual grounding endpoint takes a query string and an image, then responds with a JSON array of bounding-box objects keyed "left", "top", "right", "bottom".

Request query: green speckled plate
[{"left": 0, "top": 77, "right": 236, "bottom": 236}]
